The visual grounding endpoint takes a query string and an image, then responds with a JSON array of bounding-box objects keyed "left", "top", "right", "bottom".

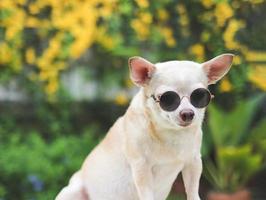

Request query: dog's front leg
[
  {"left": 182, "top": 156, "right": 202, "bottom": 200},
  {"left": 131, "top": 158, "right": 154, "bottom": 200}
]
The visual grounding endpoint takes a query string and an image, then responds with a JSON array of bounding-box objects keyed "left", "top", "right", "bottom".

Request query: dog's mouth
[{"left": 178, "top": 121, "right": 192, "bottom": 127}]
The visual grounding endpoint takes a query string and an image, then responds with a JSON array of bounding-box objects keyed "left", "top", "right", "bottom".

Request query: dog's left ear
[
  {"left": 128, "top": 56, "right": 156, "bottom": 87},
  {"left": 202, "top": 54, "right": 234, "bottom": 85}
]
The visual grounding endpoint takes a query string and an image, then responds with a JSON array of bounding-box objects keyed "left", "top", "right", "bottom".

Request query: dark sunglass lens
[
  {"left": 159, "top": 91, "right": 180, "bottom": 111},
  {"left": 190, "top": 88, "right": 211, "bottom": 108}
]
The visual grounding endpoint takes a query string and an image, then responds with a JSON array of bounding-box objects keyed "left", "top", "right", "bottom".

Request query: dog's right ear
[{"left": 128, "top": 56, "right": 156, "bottom": 87}]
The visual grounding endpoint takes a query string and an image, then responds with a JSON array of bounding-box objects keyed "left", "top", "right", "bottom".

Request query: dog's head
[{"left": 128, "top": 54, "right": 234, "bottom": 129}]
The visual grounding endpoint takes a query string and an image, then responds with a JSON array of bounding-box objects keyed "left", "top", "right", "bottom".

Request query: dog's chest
[
  {"left": 148, "top": 131, "right": 198, "bottom": 199},
  {"left": 150, "top": 135, "right": 196, "bottom": 175},
  {"left": 151, "top": 130, "right": 198, "bottom": 163}
]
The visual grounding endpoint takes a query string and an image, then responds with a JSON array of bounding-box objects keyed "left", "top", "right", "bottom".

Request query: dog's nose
[{"left": 180, "top": 109, "right": 194, "bottom": 122}]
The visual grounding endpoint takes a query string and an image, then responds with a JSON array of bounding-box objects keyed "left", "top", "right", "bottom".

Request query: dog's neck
[{"left": 127, "top": 89, "right": 201, "bottom": 143}]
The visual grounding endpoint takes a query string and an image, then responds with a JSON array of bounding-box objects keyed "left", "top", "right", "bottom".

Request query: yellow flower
[
  {"left": 179, "top": 15, "right": 189, "bottom": 26},
  {"left": 176, "top": 4, "right": 186, "bottom": 15},
  {"left": 39, "top": 69, "right": 58, "bottom": 81},
  {"left": 16, "top": 0, "right": 26, "bottom": 5},
  {"left": 130, "top": 12, "right": 152, "bottom": 40},
  {"left": 166, "top": 38, "right": 176, "bottom": 47},
  {"left": 29, "top": 3, "right": 40, "bottom": 14},
  {"left": 99, "top": 1, "right": 116, "bottom": 18},
  {"left": 131, "top": 19, "right": 150, "bottom": 40},
  {"left": 201, "top": 0, "right": 214, "bottom": 9},
  {"left": 157, "top": 9, "right": 169, "bottom": 21},
  {"left": 176, "top": 4, "right": 189, "bottom": 27},
  {"left": 244, "top": 50, "right": 266, "bottom": 62},
  {"left": 25, "top": 48, "right": 36, "bottom": 64},
  {"left": 201, "top": 31, "right": 211, "bottom": 42},
  {"left": 0, "top": 0, "right": 15, "bottom": 9},
  {"left": 3, "top": 8, "right": 25, "bottom": 40},
  {"left": 139, "top": 12, "right": 152, "bottom": 24},
  {"left": 214, "top": 2, "right": 233, "bottom": 27},
  {"left": 249, "top": 65, "right": 266, "bottom": 91},
  {"left": 135, "top": 0, "right": 149, "bottom": 8},
  {"left": 97, "top": 33, "right": 115, "bottom": 50},
  {"left": 160, "top": 27, "right": 176, "bottom": 47},
  {"left": 189, "top": 43, "right": 205, "bottom": 62},
  {"left": 1, "top": 0, "right": 120, "bottom": 97},
  {"left": 220, "top": 78, "right": 233, "bottom": 92},
  {"left": 25, "top": 17, "right": 40, "bottom": 28},
  {"left": 54, "top": 61, "right": 66, "bottom": 70},
  {"left": 115, "top": 92, "right": 129, "bottom": 106},
  {"left": 45, "top": 79, "right": 59, "bottom": 95},
  {"left": 233, "top": 55, "right": 242, "bottom": 65},
  {"left": 223, "top": 19, "right": 245, "bottom": 50},
  {"left": 0, "top": 43, "right": 12, "bottom": 64}
]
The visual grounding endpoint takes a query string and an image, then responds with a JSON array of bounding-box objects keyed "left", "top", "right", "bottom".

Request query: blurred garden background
[{"left": 0, "top": 0, "right": 266, "bottom": 199}]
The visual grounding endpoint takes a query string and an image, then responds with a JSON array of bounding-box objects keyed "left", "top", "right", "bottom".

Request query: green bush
[{"left": 0, "top": 129, "right": 100, "bottom": 200}]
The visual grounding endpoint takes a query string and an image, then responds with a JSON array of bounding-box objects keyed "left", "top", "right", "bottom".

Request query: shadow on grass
[{"left": 167, "top": 193, "right": 185, "bottom": 200}]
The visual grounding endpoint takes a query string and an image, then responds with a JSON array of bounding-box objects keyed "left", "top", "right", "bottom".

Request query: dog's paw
[{"left": 187, "top": 196, "right": 201, "bottom": 200}]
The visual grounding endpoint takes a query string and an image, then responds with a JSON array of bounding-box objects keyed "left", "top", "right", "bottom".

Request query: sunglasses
[{"left": 151, "top": 88, "right": 214, "bottom": 112}]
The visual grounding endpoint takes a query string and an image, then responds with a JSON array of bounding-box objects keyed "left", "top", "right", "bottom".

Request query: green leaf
[
  {"left": 207, "top": 94, "right": 265, "bottom": 147},
  {"left": 226, "top": 94, "right": 265, "bottom": 145}
]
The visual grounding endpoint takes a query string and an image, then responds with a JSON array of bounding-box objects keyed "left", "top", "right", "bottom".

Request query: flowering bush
[{"left": 0, "top": 0, "right": 265, "bottom": 100}]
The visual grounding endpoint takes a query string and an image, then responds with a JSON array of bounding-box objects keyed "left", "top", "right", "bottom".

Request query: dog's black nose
[{"left": 180, "top": 109, "right": 194, "bottom": 122}]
